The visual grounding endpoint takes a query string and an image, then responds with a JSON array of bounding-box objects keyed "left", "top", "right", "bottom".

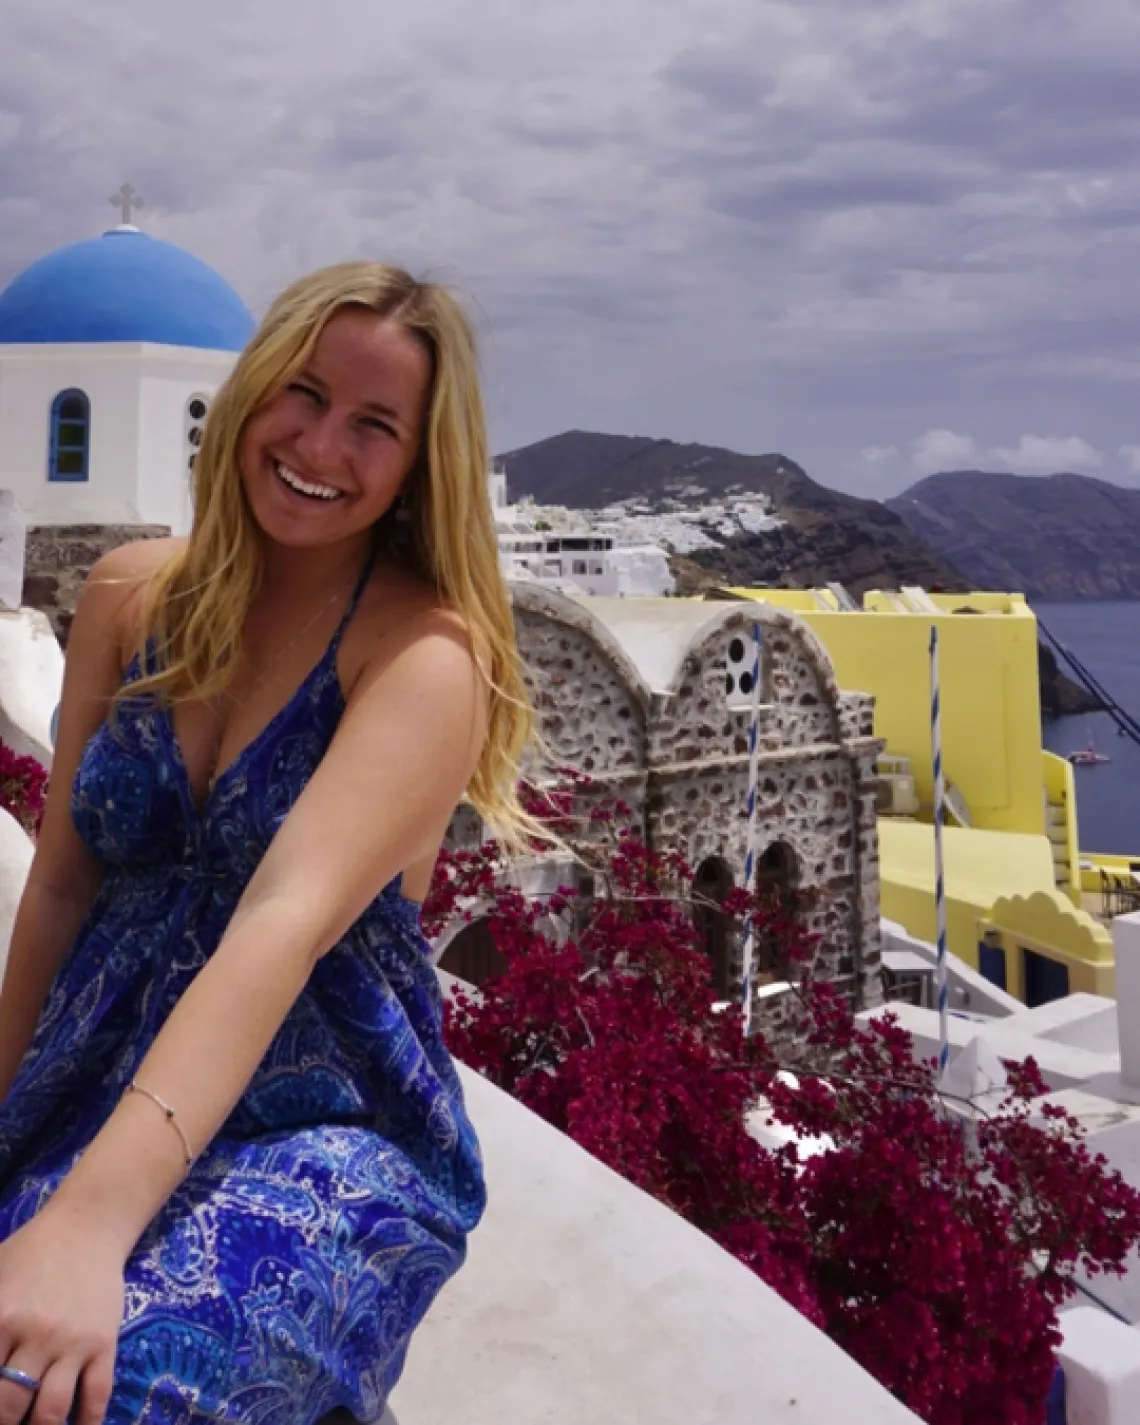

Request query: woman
[{"left": 0, "top": 263, "right": 533, "bottom": 1425}]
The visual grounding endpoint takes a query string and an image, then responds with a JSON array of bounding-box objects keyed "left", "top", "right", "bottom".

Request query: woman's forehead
[{"left": 305, "top": 309, "right": 431, "bottom": 416}]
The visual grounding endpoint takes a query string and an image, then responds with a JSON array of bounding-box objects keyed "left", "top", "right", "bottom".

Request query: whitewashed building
[
  {"left": 490, "top": 467, "right": 675, "bottom": 597},
  {"left": 0, "top": 202, "right": 252, "bottom": 534}
]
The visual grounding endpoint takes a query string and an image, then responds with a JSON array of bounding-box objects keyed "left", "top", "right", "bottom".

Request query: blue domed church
[{"left": 0, "top": 207, "right": 254, "bottom": 533}]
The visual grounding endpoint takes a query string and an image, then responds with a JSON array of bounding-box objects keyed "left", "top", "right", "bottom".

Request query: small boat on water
[
  {"left": 1069, "top": 745, "right": 1111, "bottom": 765},
  {"left": 1069, "top": 724, "right": 1111, "bottom": 766}
]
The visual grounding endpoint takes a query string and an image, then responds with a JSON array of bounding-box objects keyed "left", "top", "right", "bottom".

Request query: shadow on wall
[
  {"left": 691, "top": 855, "right": 735, "bottom": 999},
  {"left": 754, "top": 841, "right": 800, "bottom": 984},
  {"left": 436, "top": 918, "right": 508, "bottom": 987}
]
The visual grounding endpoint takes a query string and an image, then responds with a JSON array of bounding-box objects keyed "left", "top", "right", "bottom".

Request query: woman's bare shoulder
[
  {"left": 76, "top": 537, "right": 186, "bottom": 667},
  {"left": 88, "top": 536, "right": 186, "bottom": 586},
  {"left": 350, "top": 560, "right": 485, "bottom": 679}
]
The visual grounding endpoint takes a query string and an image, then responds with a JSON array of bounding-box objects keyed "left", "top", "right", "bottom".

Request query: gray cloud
[
  {"left": 2, "top": 0, "right": 1140, "bottom": 493},
  {"left": 709, "top": 164, "right": 972, "bottom": 222}
]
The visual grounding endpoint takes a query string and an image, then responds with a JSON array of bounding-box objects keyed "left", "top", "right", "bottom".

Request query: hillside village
[{"left": 514, "top": 484, "right": 785, "bottom": 555}]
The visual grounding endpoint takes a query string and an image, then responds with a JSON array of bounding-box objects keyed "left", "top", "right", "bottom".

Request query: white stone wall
[
  {"left": 0, "top": 808, "right": 33, "bottom": 985},
  {"left": 0, "top": 346, "right": 142, "bottom": 522},
  {"left": 0, "top": 607, "right": 63, "bottom": 766},
  {"left": 0, "top": 343, "right": 233, "bottom": 528},
  {"left": 1057, "top": 1309, "right": 1140, "bottom": 1425},
  {"left": 390, "top": 1061, "right": 922, "bottom": 1425},
  {"left": 137, "top": 373, "right": 219, "bottom": 532}
]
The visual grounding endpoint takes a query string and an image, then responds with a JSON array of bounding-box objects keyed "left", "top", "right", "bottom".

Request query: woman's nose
[{"left": 293, "top": 412, "right": 345, "bottom": 472}]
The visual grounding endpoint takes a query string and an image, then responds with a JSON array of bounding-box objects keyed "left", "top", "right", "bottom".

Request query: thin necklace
[{"left": 204, "top": 570, "right": 360, "bottom": 794}]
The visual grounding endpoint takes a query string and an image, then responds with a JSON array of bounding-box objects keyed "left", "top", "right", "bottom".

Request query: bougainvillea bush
[
  {"left": 0, "top": 742, "right": 47, "bottom": 836},
  {"left": 426, "top": 787, "right": 1140, "bottom": 1425}
]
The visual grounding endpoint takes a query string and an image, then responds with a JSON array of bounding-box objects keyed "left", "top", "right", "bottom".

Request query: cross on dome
[{"left": 109, "top": 183, "right": 145, "bottom": 227}]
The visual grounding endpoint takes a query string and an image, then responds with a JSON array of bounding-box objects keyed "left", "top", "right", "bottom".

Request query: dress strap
[{"left": 328, "top": 543, "right": 380, "bottom": 652}]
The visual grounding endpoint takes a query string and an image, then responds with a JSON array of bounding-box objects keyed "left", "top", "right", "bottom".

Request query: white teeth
[{"left": 275, "top": 461, "right": 343, "bottom": 501}]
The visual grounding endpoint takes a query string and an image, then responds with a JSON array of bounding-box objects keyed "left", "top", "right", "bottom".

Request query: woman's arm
[
  {"left": 0, "top": 550, "right": 146, "bottom": 1101},
  {"left": 45, "top": 612, "right": 489, "bottom": 1257}
]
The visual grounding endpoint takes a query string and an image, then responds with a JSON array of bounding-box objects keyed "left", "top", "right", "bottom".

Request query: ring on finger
[{"left": 0, "top": 1366, "right": 39, "bottom": 1393}]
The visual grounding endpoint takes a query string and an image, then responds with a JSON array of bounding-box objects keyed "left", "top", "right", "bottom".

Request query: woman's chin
[{"left": 246, "top": 481, "right": 353, "bottom": 549}]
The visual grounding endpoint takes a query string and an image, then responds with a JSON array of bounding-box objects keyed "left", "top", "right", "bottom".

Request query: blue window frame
[
  {"left": 1023, "top": 948, "right": 1070, "bottom": 1008},
  {"left": 48, "top": 389, "right": 90, "bottom": 482},
  {"left": 978, "top": 940, "right": 1007, "bottom": 990}
]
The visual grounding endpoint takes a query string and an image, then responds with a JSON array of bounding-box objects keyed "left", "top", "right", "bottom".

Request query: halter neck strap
[{"left": 328, "top": 543, "right": 379, "bottom": 652}]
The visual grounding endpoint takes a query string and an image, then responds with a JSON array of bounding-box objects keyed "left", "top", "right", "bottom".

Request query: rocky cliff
[
  {"left": 886, "top": 470, "right": 1140, "bottom": 599},
  {"left": 498, "top": 431, "right": 965, "bottom": 596},
  {"left": 1038, "top": 644, "right": 1102, "bottom": 720}
]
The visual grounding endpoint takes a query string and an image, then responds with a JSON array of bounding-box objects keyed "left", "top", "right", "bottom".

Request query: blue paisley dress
[{"left": 0, "top": 561, "right": 486, "bottom": 1424}]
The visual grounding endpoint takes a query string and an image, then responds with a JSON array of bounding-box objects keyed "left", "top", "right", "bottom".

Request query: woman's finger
[
  {"left": 28, "top": 1357, "right": 78, "bottom": 1425},
  {"left": 73, "top": 1350, "right": 114, "bottom": 1425},
  {"left": 0, "top": 1348, "right": 49, "bottom": 1425}
]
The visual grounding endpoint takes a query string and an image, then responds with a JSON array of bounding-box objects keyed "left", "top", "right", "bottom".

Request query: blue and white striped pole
[
  {"left": 929, "top": 625, "right": 950, "bottom": 1076},
  {"left": 741, "top": 621, "right": 763, "bottom": 1036}
]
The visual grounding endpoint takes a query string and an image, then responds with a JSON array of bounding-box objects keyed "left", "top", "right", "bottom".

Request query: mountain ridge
[
  {"left": 495, "top": 431, "right": 1102, "bottom": 718},
  {"left": 886, "top": 470, "right": 1140, "bottom": 599},
  {"left": 497, "top": 430, "right": 965, "bottom": 596}
]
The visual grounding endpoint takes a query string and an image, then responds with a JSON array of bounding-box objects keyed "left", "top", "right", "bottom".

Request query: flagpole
[
  {"left": 929, "top": 624, "right": 950, "bottom": 1075},
  {"left": 741, "top": 620, "right": 763, "bottom": 1036}
]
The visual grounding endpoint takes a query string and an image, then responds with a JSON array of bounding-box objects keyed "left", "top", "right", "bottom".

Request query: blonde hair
[{"left": 126, "top": 261, "right": 537, "bottom": 852}]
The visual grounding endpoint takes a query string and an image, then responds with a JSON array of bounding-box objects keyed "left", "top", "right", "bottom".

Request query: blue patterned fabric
[{"left": 0, "top": 564, "right": 485, "bottom": 1424}]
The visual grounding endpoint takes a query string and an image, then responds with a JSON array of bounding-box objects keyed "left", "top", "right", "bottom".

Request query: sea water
[{"left": 1034, "top": 600, "right": 1140, "bottom": 855}]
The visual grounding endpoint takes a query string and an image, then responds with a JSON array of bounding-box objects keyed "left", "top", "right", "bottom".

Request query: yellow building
[{"left": 726, "top": 585, "right": 1123, "bottom": 1005}]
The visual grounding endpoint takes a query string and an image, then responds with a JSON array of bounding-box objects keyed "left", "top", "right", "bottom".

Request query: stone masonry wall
[
  {"left": 838, "top": 690, "right": 876, "bottom": 742},
  {"left": 22, "top": 524, "right": 170, "bottom": 645},
  {"left": 511, "top": 603, "right": 650, "bottom": 849},
  {"left": 644, "top": 606, "right": 881, "bottom": 1011},
  {"left": 652, "top": 749, "right": 876, "bottom": 1004},
  {"left": 442, "top": 587, "right": 885, "bottom": 1027},
  {"left": 513, "top": 606, "right": 647, "bottom": 778},
  {"left": 647, "top": 607, "right": 840, "bottom": 771}
]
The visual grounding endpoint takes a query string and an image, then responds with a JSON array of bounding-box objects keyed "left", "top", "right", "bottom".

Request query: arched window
[
  {"left": 437, "top": 918, "right": 508, "bottom": 988},
  {"left": 48, "top": 389, "right": 90, "bottom": 482},
  {"left": 752, "top": 841, "right": 801, "bottom": 981},
  {"left": 692, "top": 856, "right": 735, "bottom": 999}
]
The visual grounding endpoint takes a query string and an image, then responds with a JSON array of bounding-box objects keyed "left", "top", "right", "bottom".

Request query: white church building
[{"left": 0, "top": 202, "right": 253, "bottom": 534}]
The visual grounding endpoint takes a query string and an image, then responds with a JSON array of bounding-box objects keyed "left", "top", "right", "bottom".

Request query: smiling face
[{"left": 239, "top": 306, "right": 433, "bottom": 553}]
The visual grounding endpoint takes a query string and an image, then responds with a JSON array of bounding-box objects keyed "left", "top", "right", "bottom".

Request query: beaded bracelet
[{"left": 127, "top": 1080, "right": 195, "bottom": 1168}]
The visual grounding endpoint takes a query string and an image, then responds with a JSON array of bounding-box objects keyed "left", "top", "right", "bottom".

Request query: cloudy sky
[{"left": 3, "top": 0, "right": 1140, "bottom": 498}]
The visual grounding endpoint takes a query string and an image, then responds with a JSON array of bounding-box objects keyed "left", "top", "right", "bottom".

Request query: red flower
[{"left": 0, "top": 742, "right": 47, "bottom": 837}]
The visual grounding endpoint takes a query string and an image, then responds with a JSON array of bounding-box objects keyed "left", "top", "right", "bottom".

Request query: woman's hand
[{"left": 0, "top": 1208, "right": 123, "bottom": 1425}]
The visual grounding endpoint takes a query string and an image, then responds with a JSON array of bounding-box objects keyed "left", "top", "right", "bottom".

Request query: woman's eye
[
  {"left": 362, "top": 418, "right": 397, "bottom": 437},
  {"left": 288, "top": 383, "right": 322, "bottom": 404}
]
